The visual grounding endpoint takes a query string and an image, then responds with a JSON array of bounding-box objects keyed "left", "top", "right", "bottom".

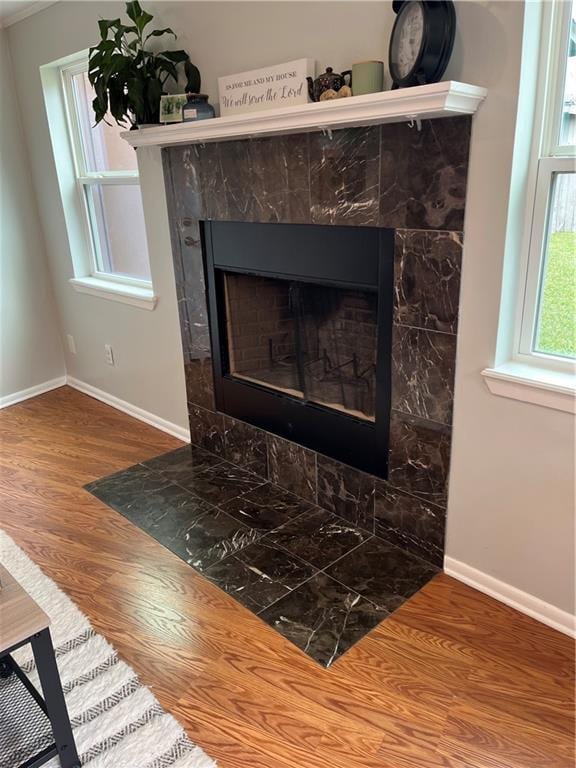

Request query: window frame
[
  {"left": 515, "top": 0, "right": 575, "bottom": 373},
  {"left": 60, "top": 56, "right": 152, "bottom": 290}
]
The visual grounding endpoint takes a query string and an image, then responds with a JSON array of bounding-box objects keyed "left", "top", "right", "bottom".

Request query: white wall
[
  {"left": 0, "top": 28, "right": 64, "bottom": 402},
  {"left": 5, "top": 2, "right": 574, "bottom": 620},
  {"left": 445, "top": 0, "right": 575, "bottom": 620}
]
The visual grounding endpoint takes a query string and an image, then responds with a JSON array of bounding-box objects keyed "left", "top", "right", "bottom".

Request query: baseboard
[
  {"left": 444, "top": 556, "right": 575, "bottom": 638},
  {"left": 66, "top": 376, "right": 191, "bottom": 443},
  {"left": 0, "top": 377, "right": 67, "bottom": 409}
]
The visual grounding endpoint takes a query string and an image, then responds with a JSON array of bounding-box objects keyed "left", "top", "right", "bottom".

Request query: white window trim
[
  {"left": 69, "top": 276, "right": 157, "bottom": 309},
  {"left": 58, "top": 53, "right": 156, "bottom": 309},
  {"left": 517, "top": 157, "right": 574, "bottom": 364},
  {"left": 483, "top": 0, "right": 576, "bottom": 413}
]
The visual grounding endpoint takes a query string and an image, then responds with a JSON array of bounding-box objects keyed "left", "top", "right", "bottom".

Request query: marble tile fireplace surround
[
  {"left": 162, "top": 115, "right": 471, "bottom": 568},
  {"left": 87, "top": 111, "right": 473, "bottom": 667}
]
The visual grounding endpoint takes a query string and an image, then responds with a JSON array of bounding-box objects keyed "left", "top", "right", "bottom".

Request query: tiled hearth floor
[{"left": 86, "top": 444, "right": 438, "bottom": 667}]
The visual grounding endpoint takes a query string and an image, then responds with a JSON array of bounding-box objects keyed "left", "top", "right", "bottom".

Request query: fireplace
[{"left": 203, "top": 220, "right": 394, "bottom": 477}]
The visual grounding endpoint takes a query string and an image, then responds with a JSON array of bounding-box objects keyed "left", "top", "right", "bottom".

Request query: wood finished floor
[{"left": 0, "top": 386, "right": 573, "bottom": 768}]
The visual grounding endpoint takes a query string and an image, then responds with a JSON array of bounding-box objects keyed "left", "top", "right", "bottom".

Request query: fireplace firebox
[{"left": 203, "top": 221, "right": 394, "bottom": 477}]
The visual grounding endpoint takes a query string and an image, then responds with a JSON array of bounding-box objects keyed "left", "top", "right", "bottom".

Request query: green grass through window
[{"left": 536, "top": 231, "right": 576, "bottom": 359}]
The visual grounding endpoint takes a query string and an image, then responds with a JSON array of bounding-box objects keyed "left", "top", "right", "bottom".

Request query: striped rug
[{"left": 0, "top": 530, "right": 216, "bottom": 768}]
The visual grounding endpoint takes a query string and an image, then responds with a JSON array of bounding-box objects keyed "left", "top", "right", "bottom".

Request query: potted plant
[{"left": 89, "top": 1, "right": 200, "bottom": 128}]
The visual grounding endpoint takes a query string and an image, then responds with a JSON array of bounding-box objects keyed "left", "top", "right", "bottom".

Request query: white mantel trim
[{"left": 122, "top": 81, "right": 487, "bottom": 149}]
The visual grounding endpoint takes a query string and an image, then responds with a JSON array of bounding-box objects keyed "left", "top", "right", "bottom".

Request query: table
[{"left": 0, "top": 563, "right": 80, "bottom": 768}]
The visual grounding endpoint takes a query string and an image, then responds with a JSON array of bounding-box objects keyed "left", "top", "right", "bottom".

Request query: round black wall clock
[{"left": 389, "top": 0, "right": 456, "bottom": 89}]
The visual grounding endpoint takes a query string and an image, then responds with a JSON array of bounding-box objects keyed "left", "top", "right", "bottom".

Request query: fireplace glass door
[
  {"left": 203, "top": 219, "right": 394, "bottom": 477},
  {"left": 223, "top": 272, "right": 378, "bottom": 422}
]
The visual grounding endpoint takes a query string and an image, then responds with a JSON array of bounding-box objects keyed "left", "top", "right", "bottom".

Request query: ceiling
[{"left": 0, "top": 1, "right": 58, "bottom": 28}]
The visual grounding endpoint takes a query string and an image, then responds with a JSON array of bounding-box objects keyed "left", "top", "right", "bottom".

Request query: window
[
  {"left": 61, "top": 58, "right": 152, "bottom": 287},
  {"left": 518, "top": 0, "right": 575, "bottom": 367}
]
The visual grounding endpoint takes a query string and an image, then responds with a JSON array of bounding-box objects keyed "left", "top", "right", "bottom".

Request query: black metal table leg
[{"left": 31, "top": 628, "right": 80, "bottom": 768}]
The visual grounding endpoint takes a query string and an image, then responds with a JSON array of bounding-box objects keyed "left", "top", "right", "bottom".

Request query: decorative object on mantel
[
  {"left": 183, "top": 93, "right": 216, "bottom": 122},
  {"left": 120, "top": 81, "right": 487, "bottom": 149},
  {"left": 307, "top": 66, "right": 352, "bottom": 102},
  {"left": 218, "top": 58, "right": 315, "bottom": 116},
  {"left": 389, "top": 0, "right": 456, "bottom": 89},
  {"left": 181, "top": 64, "right": 216, "bottom": 122},
  {"left": 319, "top": 85, "right": 352, "bottom": 102},
  {"left": 352, "top": 60, "right": 385, "bottom": 96},
  {"left": 160, "top": 94, "right": 188, "bottom": 123},
  {"left": 88, "top": 1, "right": 200, "bottom": 128}
]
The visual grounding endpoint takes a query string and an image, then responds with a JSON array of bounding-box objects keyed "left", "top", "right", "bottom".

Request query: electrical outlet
[
  {"left": 66, "top": 334, "right": 76, "bottom": 355},
  {"left": 104, "top": 344, "right": 115, "bottom": 366}
]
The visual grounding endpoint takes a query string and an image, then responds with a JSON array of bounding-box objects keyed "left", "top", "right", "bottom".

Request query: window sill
[
  {"left": 69, "top": 277, "right": 157, "bottom": 310},
  {"left": 482, "top": 362, "right": 575, "bottom": 414}
]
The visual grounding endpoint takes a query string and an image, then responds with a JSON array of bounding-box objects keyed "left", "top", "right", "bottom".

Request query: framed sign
[{"left": 218, "top": 58, "right": 315, "bottom": 116}]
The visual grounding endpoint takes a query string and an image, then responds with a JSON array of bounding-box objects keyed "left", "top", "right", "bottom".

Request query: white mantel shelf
[{"left": 122, "top": 81, "right": 486, "bottom": 149}]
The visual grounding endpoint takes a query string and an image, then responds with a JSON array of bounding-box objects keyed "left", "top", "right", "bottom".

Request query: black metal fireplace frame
[{"left": 202, "top": 220, "right": 394, "bottom": 478}]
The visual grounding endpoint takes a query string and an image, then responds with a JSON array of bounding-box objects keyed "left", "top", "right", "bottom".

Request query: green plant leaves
[
  {"left": 126, "top": 1, "right": 153, "bottom": 33},
  {"left": 158, "top": 59, "right": 178, "bottom": 85},
  {"left": 144, "top": 27, "right": 176, "bottom": 43},
  {"left": 184, "top": 61, "right": 201, "bottom": 94},
  {"left": 108, "top": 78, "right": 128, "bottom": 124},
  {"left": 158, "top": 49, "right": 189, "bottom": 63},
  {"left": 146, "top": 77, "right": 162, "bottom": 115},
  {"left": 90, "top": 1, "right": 199, "bottom": 126},
  {"left": 98, "top": 18, "right": 121, "bottom": 39}
]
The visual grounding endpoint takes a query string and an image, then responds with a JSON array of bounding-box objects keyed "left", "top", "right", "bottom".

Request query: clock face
[{"left": 390, "top": 2, "right": 425, "bottom": 79}]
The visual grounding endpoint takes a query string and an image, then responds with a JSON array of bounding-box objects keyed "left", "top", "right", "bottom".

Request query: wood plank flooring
[{"left": 0, "top": 386, "right": 573, "bottom": 767}]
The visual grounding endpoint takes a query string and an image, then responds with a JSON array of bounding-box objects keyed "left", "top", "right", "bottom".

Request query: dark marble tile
[
  {"left": 316, "top": 455, "right": 374, "bottom": 532},
  {"left": 327, "top": 536, "right": 438, "bottom": 611},
  {"left": 171, "top": 506, "right": 261, "bottom": 571},
  {"left": 221, "top": 483, "right": 313, "bottom": 531},
  {"left": 188, "top": 403, "right": 226, "bottom": 457},
  {"left": 85, "top": 463, "right": 171, "bottom": 510},
  {"left": 310, "top": 126, "right": 380, "bottom": 226},
  {"left": 391, "top": 325, "right": 456, "bottom": 425},
  {"left": 162, "top": 146, "right": 204, "bottom": 221},
  {"left": 267, "top": 435, "right": 316, "bottom": 503},
  {"left": 260, "top": 572, "right": 388, "bottom": 667},
  {"left": 379, "top": 116, "right": 472, "bottom": 230},
  {"left": 266, "top": 507, "right": 371, "bottom": 569},
  {"left": 134, "top": 488, "right": 215, "bottom": 542},
  {"left": 176, "top": 287, "right": 210, "bottom": 362},
  {"left": 224, "top": 416, "right": 268, "bottom": 477},
  {"left": 184, "top": 359, "right": 215, "bottom": 411},
  {"left": 204, "top": 540, "right": 317, "bottom": 610},
  {"left": 142, "top": 444, "right": 224, "bottom": 480},
  {"left": 197, "top": 141, "right": 228, "bottom": 220},
  {"left": 394, "top": 229, "right": 463, "bottom": 334},
  {"left": 219, "top": 140, "right": 258, "bottom": 220},
  {"left": 388, "top": 411, "right": 451, "bottom": 505},
  {"left": 167, "top": 215, "right": 214, "bottom": 409},
  {"left": 250, "top": 134, "right": 310, "bottom": 224},
  {"left": 86, "top": 466, "right": 214, "bottom": 541},
  {"left": 173, "top": 223, "right": 209, "bottom": 346},
  {"left": 177, "top": 218, "right": 206, "bottom": 293},
  {"left": 175, "top": 460, "right": 264, "bottom": 505},
  {"left": 374, "top": 481, "right": 446, "bottom": 567},
  {"left": 163, "top": 196, "right": 186, "bottom": 301}
]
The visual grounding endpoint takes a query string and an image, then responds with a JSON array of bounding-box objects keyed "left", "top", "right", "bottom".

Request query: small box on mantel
[{"left": 218, "top": 58, "right": 315, "bottom": 117}]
